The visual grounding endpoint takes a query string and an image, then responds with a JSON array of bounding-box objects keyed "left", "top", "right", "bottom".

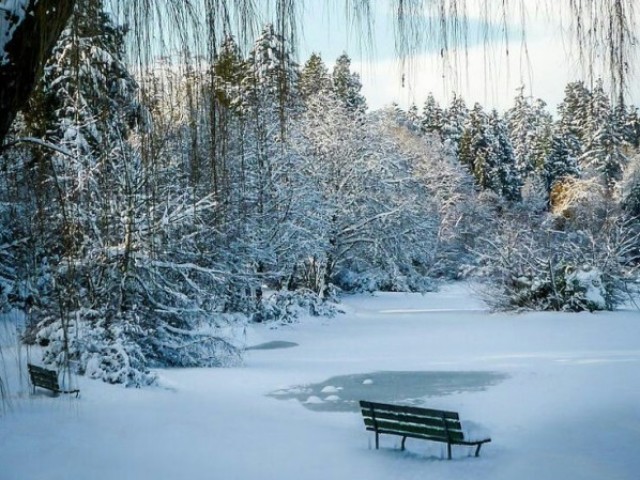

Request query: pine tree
[
  {"left": 489, "top": 110, "right": 521, "bottom": 201},
  {"left": 299, "top": 52, "right": 331, "bottom": 102},
  {"left": 421, "top": 93, "right": 444, "bottom": 135},
  {"left": 332, "top": 53, "right": 366, "bottom": 114},
  {"left": 213, "top": 35, "right": 247, "bottom": 111},
  {"left": 530, "top": 99, "right": 555, "bottom": 171},
  {"left": 407, "top": 103, "right": 420, "bottom": 127},
  {"left": 459, "top": 103, "right": 494, "bottom": 189},
  {"left": 620, "top": 155, "right": 640, "bottom": 217},
  {"left": 544, "top": 134, "right": 579, "bottom": 193},
  {"left": 506, "top": 86, "right": 537, "bottom": 178},
  {"left": 506, "top": 88, "right": 554, "bottom": 182},
  {"left": 246, "top": 23, "right": 300, "bottom": 111},
  {"left": 557, "top": 81, "right": 591, "bottom": 159},
  {"left": 580, "top": 79, "right": 626, "bottom": 190},
  {"left": 622, "top": 107, "right": 640, "bottom": 149},
  {"left": 441, "top": 93, "right": 468, "bottom": 157}
]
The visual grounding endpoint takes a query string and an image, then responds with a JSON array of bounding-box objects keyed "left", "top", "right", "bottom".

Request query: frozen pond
[{"left": 269, "top": 370, "right": 507, "bottom": 412}]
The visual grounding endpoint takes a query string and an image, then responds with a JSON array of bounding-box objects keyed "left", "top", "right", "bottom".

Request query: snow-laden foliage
[
  {"left": 2, "top": 10, "right": 640, "bottom": 391},
  {"left": 478, "top": 210, "right": 639, "bottom": 312},
  {"left": 3, "top": 3, "right": 244, "bottom": 385},
  {"left": 254, "top": 289, "right": 340, "bottom": 324},
  {"left": 619, "top": 154, "right": 640, "bottom": 216},
  {"left": 36, "top": 311, "right": 156, "bottom": 386}
]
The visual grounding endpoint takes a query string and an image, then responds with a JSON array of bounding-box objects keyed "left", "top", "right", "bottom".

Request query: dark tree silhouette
[{"left": 0, "top": 0, "right": 76, "bottom": 146}]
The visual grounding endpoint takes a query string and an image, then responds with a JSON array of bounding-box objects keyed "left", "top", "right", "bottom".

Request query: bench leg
[
  {"left": 447, "top": 443, "right": 452, "bottom": 460},
  {"left": 375, "top": 432, "right": 379, "bottom": 450},
  {"left": 401, "top": 436, "right": 407, "bottom": 451},
  {"left": 475, "top": 443, "right": 483, "bottom": 457}
]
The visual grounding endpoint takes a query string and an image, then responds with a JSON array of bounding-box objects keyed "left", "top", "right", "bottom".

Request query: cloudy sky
[{"left": 293, "top": 0, "right": 640, "bottom": 114}]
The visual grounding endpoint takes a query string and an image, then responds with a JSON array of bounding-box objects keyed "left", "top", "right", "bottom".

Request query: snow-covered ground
[{"left": 1, "top": 283, "right": 640, "bottom": 480}]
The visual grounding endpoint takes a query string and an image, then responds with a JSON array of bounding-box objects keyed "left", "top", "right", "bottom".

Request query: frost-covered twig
[{"left": 1, "top": 137, "right": 75, "bottom": 157}]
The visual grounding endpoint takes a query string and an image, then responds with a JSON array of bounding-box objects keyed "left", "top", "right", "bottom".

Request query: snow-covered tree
[
  {"left": 421, "top": 93, "right": 444, "bottom": 135},
  {"left": 299, "top": 52, "right": 331, "bottom": 102},
  {"left": 544, "top": 134, "right": 579, "bottom": 195},
  {"left": 331, "top": 53, "right": 366, "bottom": 114},
  {"left": 441, "top": 93, "right": 468, "bottom": 157},
  {"left": 620, "top": 154, "right": 640, "bottom": 217},
  {"left": 557, "top": 81, "right": 592, "bottom": 159},
  {"left": 506, "top": 88, "right": 555, "bottom": 184},
  {"left": 489, "top": 110, "right": 521, "bottom": 201},
  {"left": 580, "top": 80, "right": 627, "bottom": 190}
]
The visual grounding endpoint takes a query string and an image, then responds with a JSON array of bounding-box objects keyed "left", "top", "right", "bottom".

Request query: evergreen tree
[
  {"left": 506, "top": 86, "right": 537, "bottom": 178},
  {"left": 530, "top": 100, "right": 555, "bottom": 171},
  {"left": 441, "top": 93, "right": 468, "bottom": 157},
  {"left": 489, "top": 110, "right": 521, "bottom": 201},
  {"left": 544, "top": 134, "right": 579, "bottom": 193},
  {"left": 213, "top": 35, "right": 247, "bottom": 112},
  {"left": 620, "top": 155, "right": 640, "bottom": 217},
  {"left": 557, "top": 81, "right": 591, "bottom": 159},
  {"left": 421, "top": 93, "right": 444, "bottom": 135},
  {"left": 407, "top": 103, "right": 420, "bottom": 127},
  {"left": 459, "top": 103, "right": 494, "bottom": 189},
  {"left": 332, "top": 53, "right": 366, "bottom": 114},
  {"left": 299, "top": 52, "right": 331, "bottom": 102},
  {"left": 580, "top": 79, "right": 626, "bottom": 189},
  {"left": 459, "top": 104, "right": 520, "bottom": 200},
  {"left": 506, "top": 87, "right": 554, "bottom": 181},
  {"left": 622, "top": 107, "right": 640, "bottom": 149},
  {"left": 246, "top": 23, "right": 300, "bottom": 111}
]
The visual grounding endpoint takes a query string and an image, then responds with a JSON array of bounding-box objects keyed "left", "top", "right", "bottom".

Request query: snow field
[{"left": 1, "top": 283, "right": 639, "bottom": 480}]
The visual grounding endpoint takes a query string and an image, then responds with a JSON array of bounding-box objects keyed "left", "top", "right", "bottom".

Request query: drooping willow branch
[{"left": 0, "top": 0, "right": 638, "bottom": 148}]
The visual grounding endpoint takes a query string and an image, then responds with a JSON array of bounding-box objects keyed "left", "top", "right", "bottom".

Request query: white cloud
[{"left": 351, "top": 5, "right": 640, "bottom": 114}]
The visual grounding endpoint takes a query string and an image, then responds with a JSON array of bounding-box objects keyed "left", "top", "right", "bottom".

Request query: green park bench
[
  {"left": 359, "top": 400, "right": 490, "bottom": 459},
  {"left": 28, "top": 363, "right": 80, "bottom": 398}
]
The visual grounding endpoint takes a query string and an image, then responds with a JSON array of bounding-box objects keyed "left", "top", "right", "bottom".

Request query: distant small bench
[
  {"left": 359, "top": 400, "right": 490, "bottom": 459},
  {"left": 28, "top": 364, "right": 79, "bottom": 397}
]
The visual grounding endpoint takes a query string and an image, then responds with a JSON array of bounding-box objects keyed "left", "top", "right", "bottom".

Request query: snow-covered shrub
[
  {"left": 479, "top": 211, "right": 638, "bottom": 312},
  {"left": 564, "top": 267, "right": 611, "bottom": 311},
  {"left": 36, "top": 312, "right": 156, "bottom": 387},
  {"left": 549, "top": 177, "right": 608, "bottom": 227},
  {"left": 34, "top": 305, "right": 242, "bottom": 386},
  {"left": 253, "top": 289, "right": 339, "bottom": 323}
]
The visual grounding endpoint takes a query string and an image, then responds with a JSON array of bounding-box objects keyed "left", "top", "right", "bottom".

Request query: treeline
[
  {"left": 0, "top": 3, "right": 638, "bottom": 385},
  {"left": 395, "top": 83, "right": 640, "bottom": 312},
  {"left": 403, "top": 82, "right": 640, "bottom": 210}
]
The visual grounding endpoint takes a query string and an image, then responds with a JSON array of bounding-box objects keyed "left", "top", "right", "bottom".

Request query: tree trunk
[{"left": 0, "top": 0, "right": 76, "bottom": 146}]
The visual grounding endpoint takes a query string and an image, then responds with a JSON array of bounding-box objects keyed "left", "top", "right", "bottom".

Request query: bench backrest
[
  {"left": 28, "top": 364, "right": 60, "bottom": 391},
  {"left": 359, "top": 400, "right": 464, "bottom": 443}
]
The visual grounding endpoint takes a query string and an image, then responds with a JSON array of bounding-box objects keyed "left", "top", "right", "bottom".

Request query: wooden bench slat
[
  {"left": 361, "top": 409, "right": 463, "bottom": 431},
  {"left": 360, "top": 400, "right": 460, "bottom": 420},
  {"left": 364, "top": 418, "right": 465, "bottom": 442}
]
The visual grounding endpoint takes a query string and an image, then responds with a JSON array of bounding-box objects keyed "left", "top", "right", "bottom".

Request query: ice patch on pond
[
  {"left": 268, "top": 371, "right": 507, "bottom": 412},
  {"left": 245, "top": 340, "right": 299, "bottom": 351}
]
